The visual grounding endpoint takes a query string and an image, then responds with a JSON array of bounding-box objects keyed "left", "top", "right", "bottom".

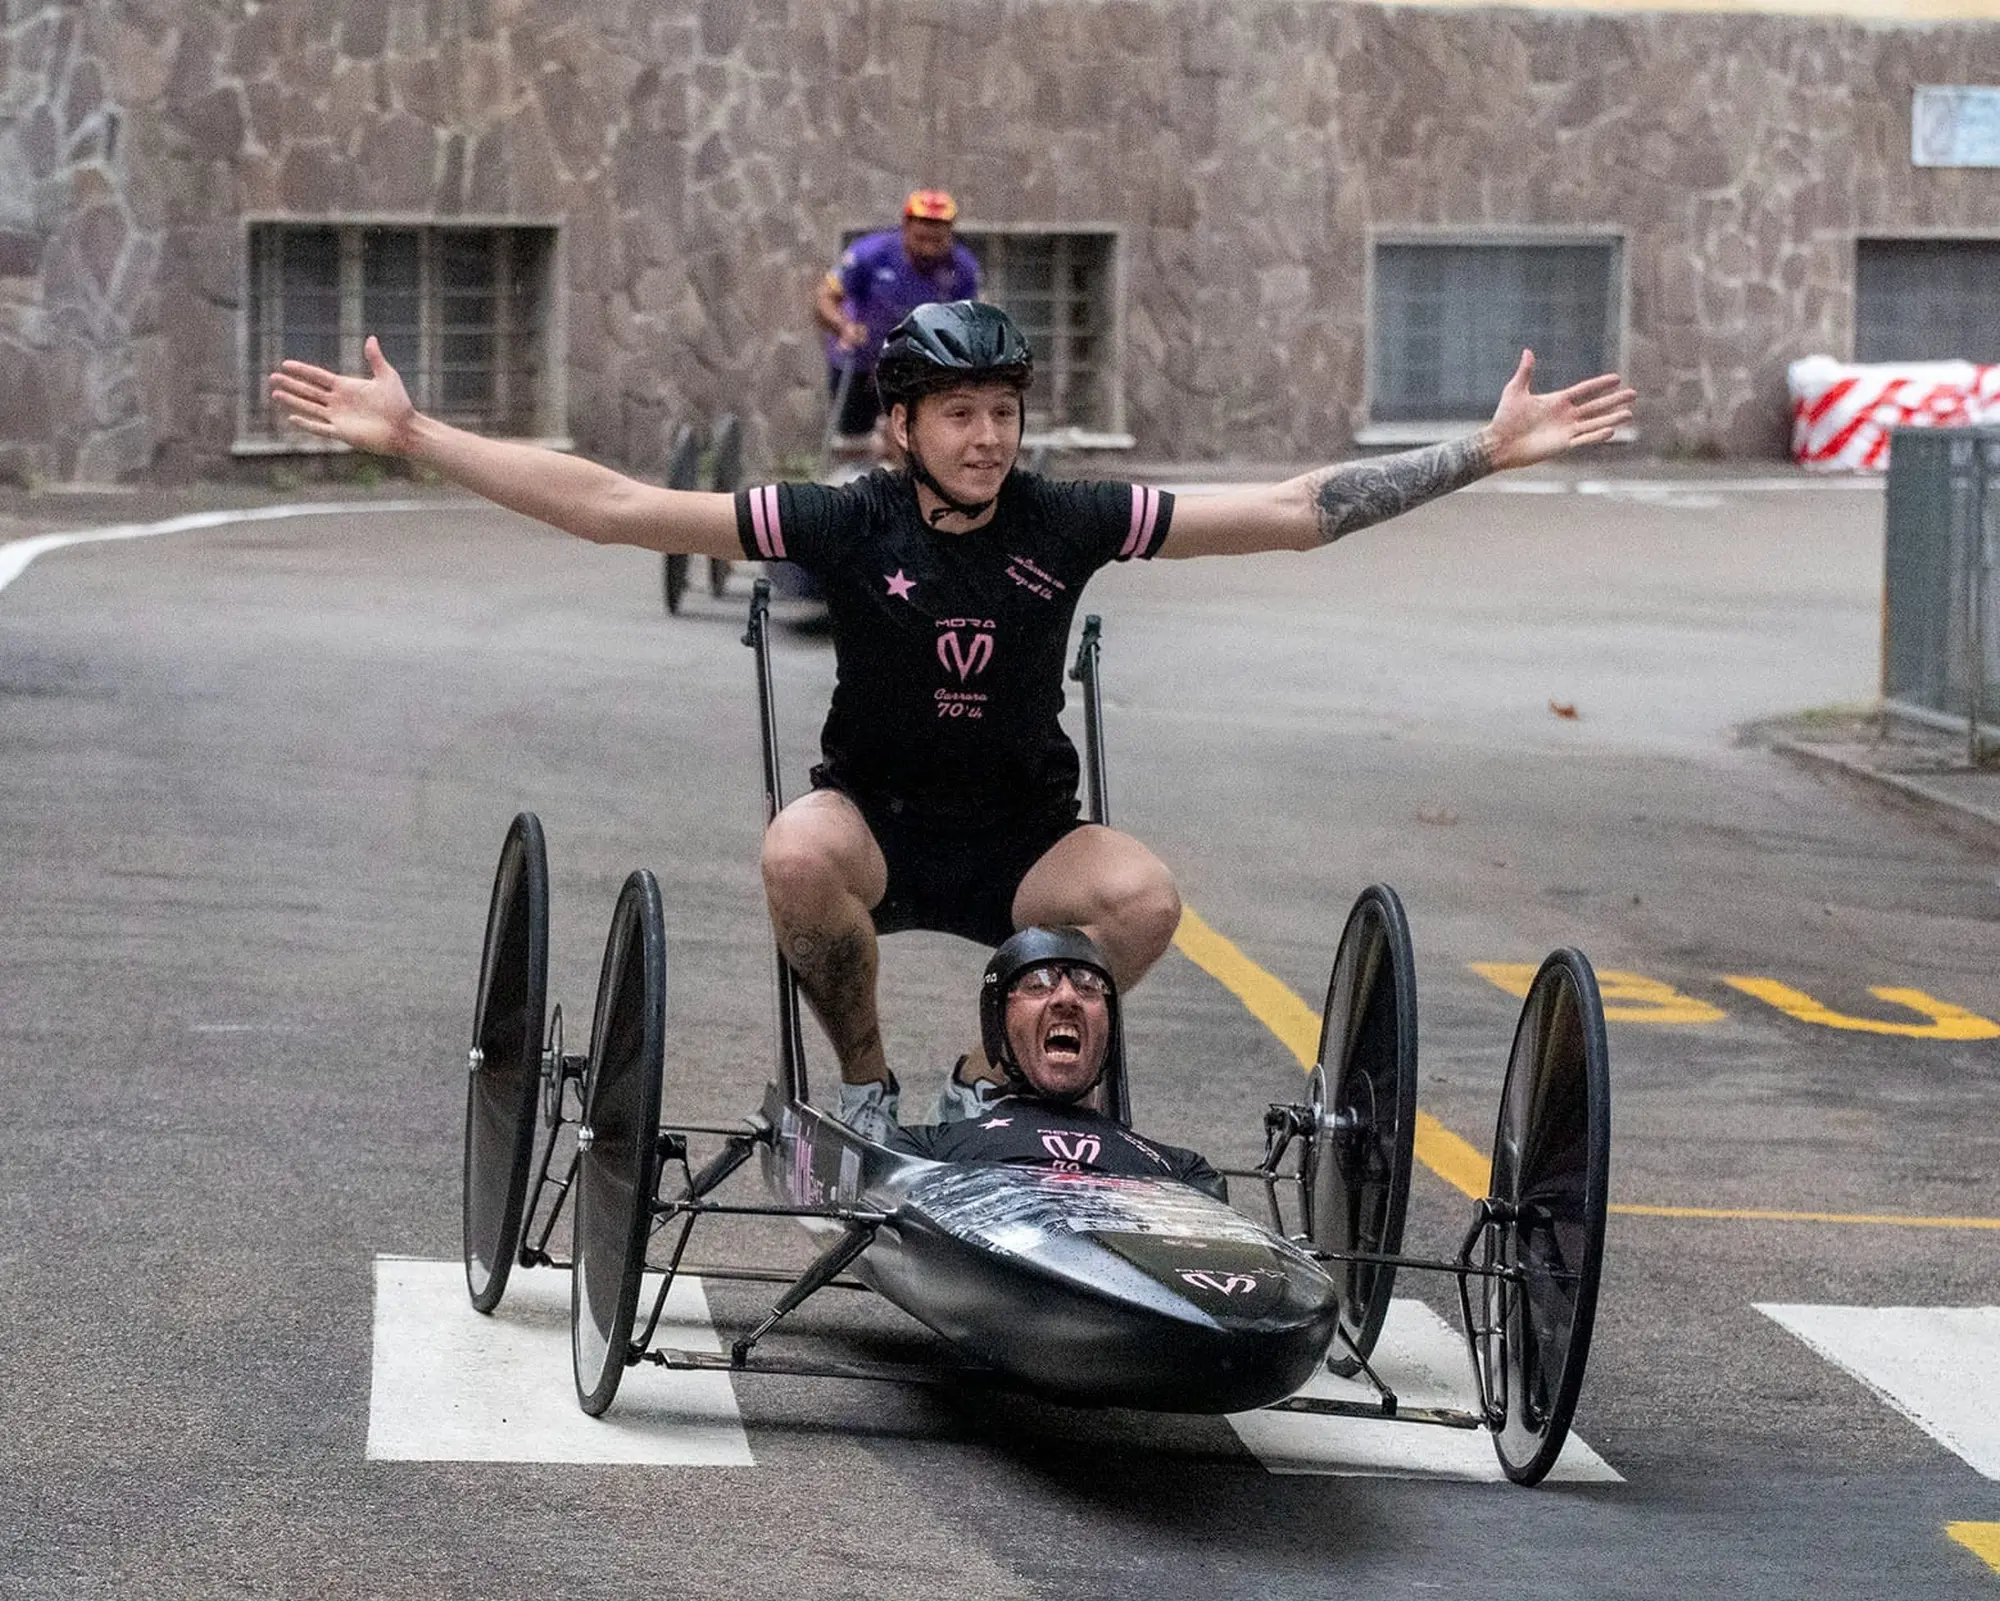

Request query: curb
[{"left": 1772, "top": 736, "right": 2000, "bottom": 847}]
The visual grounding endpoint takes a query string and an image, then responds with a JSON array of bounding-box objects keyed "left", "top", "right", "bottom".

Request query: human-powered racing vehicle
[{"left": 461, "top": 581, "right": 1612, "bottom": 1485}]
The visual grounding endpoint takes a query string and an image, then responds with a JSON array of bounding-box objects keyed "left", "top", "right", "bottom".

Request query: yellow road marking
[
  {"left": 1414, "top": 1111, "right": 1490, "bottom": 1200},
  {"left": 1172, "top": 906, "right": 2000, "bottom": 1228},
  {"left": 1172, "top": 904, "right": 1320, "bottom": 1066},
  {"left": 1949, "top": 1523, "right": 2000, "bottom": 1574},
  {"left": 1473, "top": 962, "right": 1725, "bottom": 1025},
  {"left": 1472, "top": 964, "right": 2000, "bottom": 1036},
  {"left": 1722, "top": 977, "right": 2000, "bottom": 1040},
  {"left": 1173, "top": 906, "right": 1490, "bottom": 1195}
]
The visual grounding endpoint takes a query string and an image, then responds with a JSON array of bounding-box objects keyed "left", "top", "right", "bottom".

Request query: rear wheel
[
  {"left": 463, "top": 813, "right": 550, "bottom": 1313},
  {"left": 571, "top": 870, "right": 668, "bottom": 1416},
  {"left": 1308, "top": 884, "right": 1418, "bottom": 1377},
  {"left": 1480, "top": 949, "right": 1611, "bottom": 1486}
]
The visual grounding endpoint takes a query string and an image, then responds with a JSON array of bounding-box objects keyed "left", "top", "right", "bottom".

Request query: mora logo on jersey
[
  {"left": 936, "top": 628, "right": 994, "bottom": 682},
  {"left": 1040, "top": 1131, "right": 1102, "bottom": 1164}
]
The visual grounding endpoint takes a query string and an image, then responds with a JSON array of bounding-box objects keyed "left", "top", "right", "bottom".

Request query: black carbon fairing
[{"left": 761, "top": 1089, "right": 1342, "bottom": 1414}]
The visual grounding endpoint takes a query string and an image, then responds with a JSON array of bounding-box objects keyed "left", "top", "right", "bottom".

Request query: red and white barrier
[{"left": 1788, "top": 356, "right": 2000, "bottom": 472}]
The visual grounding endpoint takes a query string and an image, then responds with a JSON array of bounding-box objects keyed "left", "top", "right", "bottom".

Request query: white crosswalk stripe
[
  {"left": 1226, "top": 1298, "right": 1621, "bottom": 1482},
  {"left": 1758, "top": 1304, "right": 2000, "bottom": 1479},
  {"left": 367, "top": 1256, "right": 753, "bottom": 1464},
  {"left": 369, "top": 1259, "right": 1622, "bottom": 1478}
]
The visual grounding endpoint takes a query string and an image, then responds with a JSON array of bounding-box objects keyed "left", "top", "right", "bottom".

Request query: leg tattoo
[{"left": 785, "top": 924, "right": 886, "bottom": 1083}]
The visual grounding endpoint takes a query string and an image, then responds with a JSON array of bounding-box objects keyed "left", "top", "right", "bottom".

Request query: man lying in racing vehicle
[
  {"left": 872, "top": 926, "right": 1228, "bottom": 1202},
  {"left": 269, "top": 301, "right": 1633, "bottom": 1132}
]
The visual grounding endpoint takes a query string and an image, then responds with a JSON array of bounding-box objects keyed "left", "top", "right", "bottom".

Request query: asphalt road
[{"left": 1, "top": 467, "right": 1995, "bottom": 1599}]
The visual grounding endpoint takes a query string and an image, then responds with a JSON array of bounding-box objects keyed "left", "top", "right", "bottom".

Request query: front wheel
[
  {"left": 1478, "top": 949, "right": 1611, "bottom": 1486},
  {"left": 570, "top": 870, "right": 668, "bottom": 1416}
]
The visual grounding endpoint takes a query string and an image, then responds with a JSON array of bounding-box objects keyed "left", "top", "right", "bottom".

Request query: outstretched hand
[
  {"left": 1485, "top": 350, "right": 1636, "bottom": 471},
  {"left": 268, "top": 335, "right": 417, "bottom": 457}
]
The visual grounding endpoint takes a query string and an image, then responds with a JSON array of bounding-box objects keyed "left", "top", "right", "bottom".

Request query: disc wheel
[
  {"left": 662, "top": 553, "right": 690, "bottom": 614},
  {"left": 463, "top": 813, "right": 550, "bottom": 1313},
  {"left": 1481, "top": 949, "right": 1611, "bottom": 1486},
  {"left": 1308, "top": 884, "right": 1419, "bottom": 1377},
  {"left": 571, "top": 870, "right": 668, "bottom": 1416}
]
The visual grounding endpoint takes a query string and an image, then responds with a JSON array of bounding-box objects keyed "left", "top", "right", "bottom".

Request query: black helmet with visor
[
  {"left": 876, "top": 300, "right": 1034, "bottom": 412},
  {"left": 877, "top": 301, "right": 1034, "bottom": 520},
  {"left": 979, "top": 925, "right": 1120, "bottom": 1101}
]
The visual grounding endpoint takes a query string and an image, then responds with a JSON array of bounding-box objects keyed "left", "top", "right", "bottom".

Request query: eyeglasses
[{"left": 1010, "top": 964, "right": 1111, "bottom": 998}]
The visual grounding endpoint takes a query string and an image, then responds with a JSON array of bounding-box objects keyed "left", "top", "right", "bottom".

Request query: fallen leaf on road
[{"left": 1549, "top": 700, "right": 1579, "bottom": 719}]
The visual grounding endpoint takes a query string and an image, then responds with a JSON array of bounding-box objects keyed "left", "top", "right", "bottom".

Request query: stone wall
[
  {"left": 1, "top": 0, "right": 1997, "bottom": 483},
  {"left": 0, "top": 1, "right": 155, "bottom": 484}
]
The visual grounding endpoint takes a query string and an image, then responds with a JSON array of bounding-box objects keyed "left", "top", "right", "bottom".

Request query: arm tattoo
[{"left": 1307, "top": 433, "right": 1494, "bottom": 545}]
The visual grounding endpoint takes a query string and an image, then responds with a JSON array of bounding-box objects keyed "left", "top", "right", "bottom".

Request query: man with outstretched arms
[
  {"left": 879, "top": 927, "right": 1227, "bottom": 1201},
  {"left": 269, "top": 299, "right": 1633, "bottom": 1131}
]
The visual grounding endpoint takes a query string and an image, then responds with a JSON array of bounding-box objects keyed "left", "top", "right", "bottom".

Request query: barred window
[
  {"left": 1856, "top": 239, "right": 2000, "bottom": 364},
  {"left": 1371, "top": 240, "right": 1621, "bottom": 423},
  {"left": 960, "top": 231, "right": 1119, "bottom": 433},
  {"left": 242, "top": 222, "right": 559, "bottom": 443}
]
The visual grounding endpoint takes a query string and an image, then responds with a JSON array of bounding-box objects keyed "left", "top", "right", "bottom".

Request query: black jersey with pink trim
[
  {"left": 735, "top": 468, "right": 1173, "bottom": 825},
  {"left": 887, "top": 1098, "right": 1225, "bottom": 1200}
]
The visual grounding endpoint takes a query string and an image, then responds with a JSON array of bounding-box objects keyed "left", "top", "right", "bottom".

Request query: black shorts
[
  {"left": 815, "top": 772, "right": 1084, "bottom": 947},
  {"left": 828, "top": 364, "right": 881, "bottom": 438}
]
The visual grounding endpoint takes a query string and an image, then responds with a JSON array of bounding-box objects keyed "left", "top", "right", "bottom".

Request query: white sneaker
[
  {"left": 835, "top": 1073, "right": 900, "bottom": 1143},
  {"left": 932, "top": 1058, "right": 1005, "bottom": 1124}
]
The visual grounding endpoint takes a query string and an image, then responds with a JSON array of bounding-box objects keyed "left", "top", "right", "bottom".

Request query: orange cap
[{"left": 903, "top": 189, "right": 958, "bottom": 222}]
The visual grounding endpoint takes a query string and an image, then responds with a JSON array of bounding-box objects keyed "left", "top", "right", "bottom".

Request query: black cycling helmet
[
  {"left": 876, "top": 302, "right": 1034, "bottom": 522},
  {"left": 979, "top": 925, "right": 1120, "bottom": 1101},
  {"left": 875, "top": 300, "right": 1034, "bottom": 414}
]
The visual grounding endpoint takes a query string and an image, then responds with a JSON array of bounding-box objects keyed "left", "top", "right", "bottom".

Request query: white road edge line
[
  {"left": 2, "top": 473, "right": 1874, "bottom": 595},
  {"left": 1757, "top": 1303, "right": 2000, "bottom": 1480},
  {"left": 0, "top": 501, "right": 435, "bottom": 597}
]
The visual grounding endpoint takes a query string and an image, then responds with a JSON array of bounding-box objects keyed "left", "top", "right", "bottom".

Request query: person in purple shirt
[{"left": 813, "top": 189, "right": 982, "bottom": 447}]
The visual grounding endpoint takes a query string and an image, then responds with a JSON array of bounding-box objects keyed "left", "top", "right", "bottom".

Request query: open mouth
[{"left": 1042, "top": 1022, "right": 1083, "bottom": 1062}]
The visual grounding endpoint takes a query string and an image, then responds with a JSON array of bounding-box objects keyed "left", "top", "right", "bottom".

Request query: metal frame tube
[
  {"left": 1067, "top": 614, "right": 1131, "bottom": 1124},
  {"left": 1973, "top": 432, "right": 1999, "bottom": 765},
  {"left": 1883, "top": 696, "right": 2000, "bottom": 745},
  {"left": 745, "top": 580, "right": 811, "bottom": 1104},
  {"left": 1070, "top": 614, "right": 1110, "bottom": 826}
]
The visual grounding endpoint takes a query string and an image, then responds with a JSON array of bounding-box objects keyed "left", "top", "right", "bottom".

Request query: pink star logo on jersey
[
  {"left": 979, "top": 1116, "right": 1013, "bottom": 1130},
  {"left": 884, "top": 569, "right": 916, "bottom": 600}
]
